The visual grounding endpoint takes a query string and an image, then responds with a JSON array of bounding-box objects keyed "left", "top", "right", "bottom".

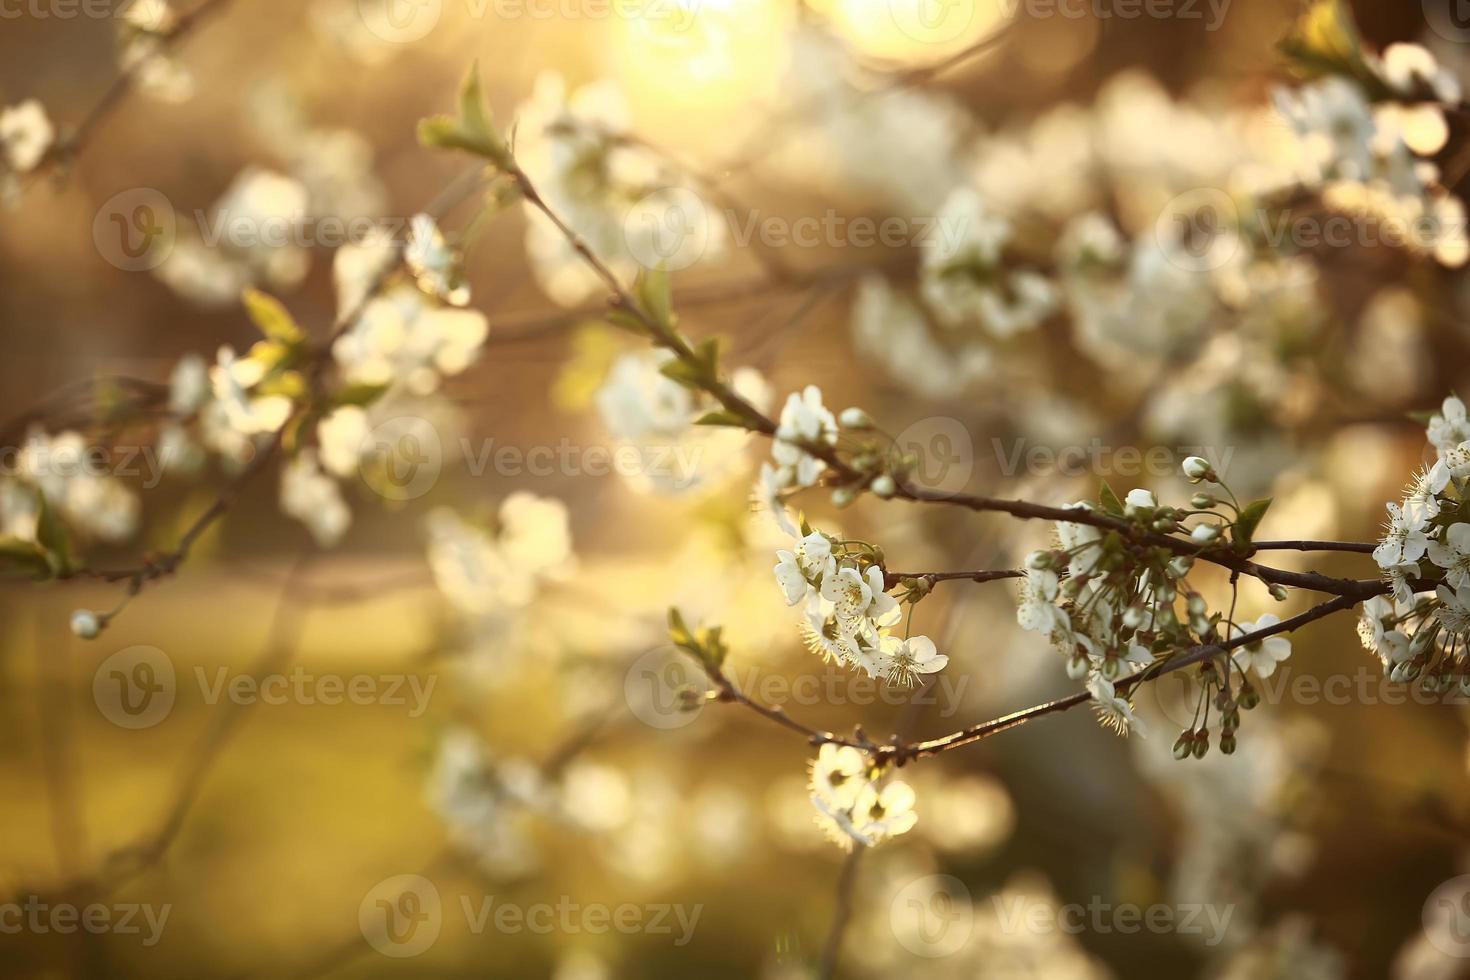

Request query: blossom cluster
[
  {"left": 807, "top": 743, "right": 917, "bottom": 851},
  {"left": 1017, "top": 463, "right": 1293, "bottom": 746},
  {"left": 773, "top": 527, "right": 946, "bottom": 689},
  {"left": 1364, "top": 395, "right": 1470, "bottom": 692}
]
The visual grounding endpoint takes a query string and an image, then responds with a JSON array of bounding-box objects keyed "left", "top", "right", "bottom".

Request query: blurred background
[{"left": 3, "top": 0, "right": 1470, "bottom": 977}]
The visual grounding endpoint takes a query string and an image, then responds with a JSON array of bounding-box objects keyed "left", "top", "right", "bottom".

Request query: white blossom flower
[
  {"left": 1373, "top": 502, "right": 1430, "bottom": 569},
  {"left": 847, "top": 780, "right": 918, "bottom": 845},
  {"left": 820, "top": 563, "right": 899, "bottom": 641},
  {"left": 773, "top": 531, "right": 833, "bottom": 606},
  {"left": 210, "top": 346, "right": 293, "bottom": 436},
  {"left": 405, "top": 213, "right": 467, "bottom": 305},
  {"left": 1435, "top": 583, "right": 1470, "bottom": 637},
  {"left": 1427, "top": 522, "right": 1470, "bottom": 591},
  {"left": 317, "top": 405, "right": 370, "bottom": 479},
  {"left": 0, "top": 100, "right": 54, "bottom": 173},
  {"left": 883, "top": 634, "right": 948, "bottom": 688},
  {"left": 332, "top": 287, "right": 488, "bottom": 396},
  {"left": 1427, "top": 396, "right": 1470, "bottom": 456},
  {"left": 1356, "top": 596, "right": 1412, "bottom": 665},
  {"left": 280, "top": 450, "right": 350, "bottom": 546},
  {"left": 168, "top": 353, "right": 209, "bottom": 415},
  {"left": 1376, "top": 43, "right": 1461, "bottom": 103},
  {"left": 1230, "top": 614, "right": 1293, "bottom": 678},
  {"left": 1086, "top": 673, "right": 1145, "bottom": 736},
  {"left": 771, "top": 386, "right": 837, "bottom": 489},
  {"left": 808, "top": 743, "right": 866, "bottom": 810}
]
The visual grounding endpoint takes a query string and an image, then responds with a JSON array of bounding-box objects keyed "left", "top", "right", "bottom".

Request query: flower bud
[
  {"left": 1025, "top": 550, "right": 1052, "bottom": 571},
  {"left": 1238, "top": 683, "right": 1260, "bottom": 710},
  {"left": 1182, "top": 456, "right": 1215, "bottom": 483},
  {"left": 1190, "top": 524, "right": 1220, "bottom": 544},
  {"left": 1219, "top": 733, "right": 1237, "bottom": 755},
  {"left": 831, "top": 487, "right": 856, "bottom": 508},
  {"left": 870, "top": 474, "right": 896, "bottom": 499},
  {"left": 70, "top": 609, "right": 101, "bottom": 640},
  {"left": 1172, "top": 731, "right": 1193, "bottom": 760},
  {"left": 839, "top": 407, "right": 871, "bottom": 430},
  {"left": 1268, "top": 583, "right": 1289, "bottom": 601},
  {"left": 1191, "top": 731, "right": 1210, "bottom": 758},
  {"left": 1190, "top": 493, "right": 1217, "bottom": 509}
]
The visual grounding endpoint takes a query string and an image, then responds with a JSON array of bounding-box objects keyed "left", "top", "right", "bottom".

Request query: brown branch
[
  {"left": 25, "top": 0, "right": 235, "bottom": 186},
  {"left": 818, "top": 844, "right": 865, "bottom": 980},
  {"left": 882, "top": 568, "right": 1023, "bottom": 589}
]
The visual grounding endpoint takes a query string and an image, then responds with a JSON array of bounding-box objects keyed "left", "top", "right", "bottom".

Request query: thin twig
[{"left": 818, "top": 844, "right": 865, "bottom": 980}]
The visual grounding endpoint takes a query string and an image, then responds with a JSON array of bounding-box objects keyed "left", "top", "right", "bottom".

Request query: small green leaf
[
  {"left": 636, "top": 268, "right": 672, "bottom": 327},
  {"left": 242, "top": 288, "right": 304, "bottom": 346},
  {"left": 0, "top": 535, "right": 52, "bottom": 581},
  {"left": 694, "top": 410, "right": 750, "bottom": 429},
  {"left": 658, "top": 358, "right": 706, "bottom": 389},
  {"left": 1099, "top": 481, "right": 1124, "bottom": 517},
  {"left": 605, "top": 309, "right": 648, "bottom": 335},
  {"left": 1234, "top": 497, "right": 1273, "bottom": 547},
  {"left": 693, "top": 337, "right": 720, "bottom": 373},
  {"left": 334, "top": 382, "right": 391, "bottom": 408},
  {"left": 458, "top": 60, "right": 495, "bottom": 141},
  {"left": 668, "top": 607, "right": 695, "bottom": 650},
  {"left": 34, "top": 492, "right": 72, "bottom": 577}
]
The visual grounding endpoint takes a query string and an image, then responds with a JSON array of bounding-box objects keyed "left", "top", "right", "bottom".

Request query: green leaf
[
  {"left": 34, "top": 492, "right": 72, "bottom": 577},
  {"left": 0, "top": 535, "right": 52, "bottom": 581},
  {"left": 333, "top": 382, "right": 390, "bottom": 408},
  {"left": 416, "top": 63, "right": 511, "bottom": 167},
  {"left": 693, "top": 337, "right": 720, "bottom": 373},
  {"left": 635, "top": 267, "right": 672, "bottom": 327},
  {"left": 658, "top": 358, "right": 706, "bottom": 389},
  {"left": 693, "top": 410, "right": 750, "bottom": 429},
  {"left": 667, "top": 607, "right": 695, "bottom": 651},
  {"left": 1234, "top": 497, "right": 1273, "bottom": 547},
  {"left": 1407, "top": 409, "right": 1437, "bottom": 425},
  {"left": 1098, "top": 481, "right": 1124, "bottom": 517},
  {"left": 242, "top": 288, "right": 304, "bottom": 346},
  {"left": 604, "top": 309, "right": 648, "bottom": 335},
  {"left": 458, "top": 61, "right": 495, "bottom": 141}
]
